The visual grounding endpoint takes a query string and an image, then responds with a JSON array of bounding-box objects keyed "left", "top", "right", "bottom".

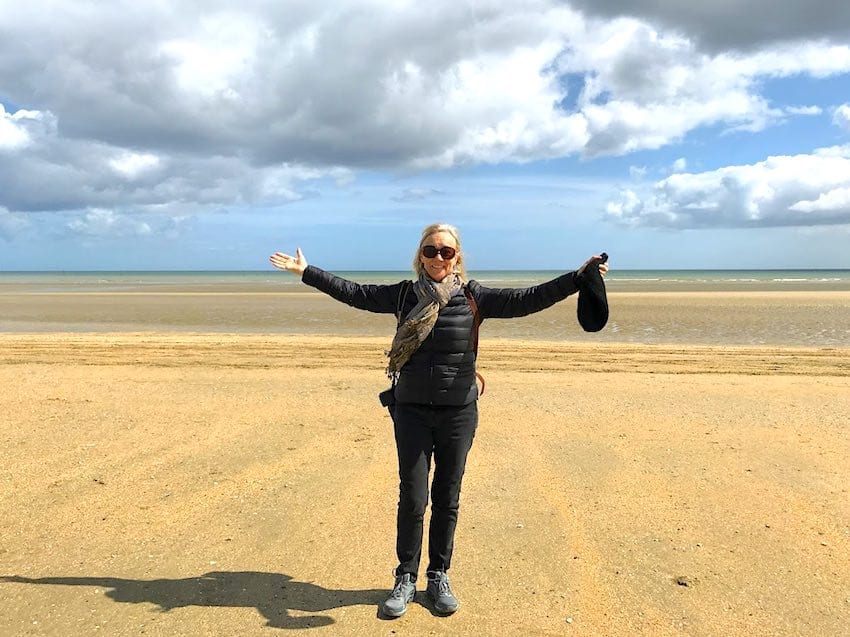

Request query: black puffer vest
[
  {"left": 300, "top": 265, "right": 582, "bottom": 408},
  {"left": 393, "top": 287, "right": 478, "bottom": 407}
]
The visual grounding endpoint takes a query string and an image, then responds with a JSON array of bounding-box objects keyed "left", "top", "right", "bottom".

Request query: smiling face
[{"left": 419, "top": 231, "right": 459, "bottom": 282}]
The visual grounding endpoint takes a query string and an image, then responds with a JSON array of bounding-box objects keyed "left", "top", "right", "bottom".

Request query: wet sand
[
  {"left": 2, "top": 290, "right": 850, "bottom": 347},
  {"left": 1, "top": 334, "right": 849, "bottom": 636}
]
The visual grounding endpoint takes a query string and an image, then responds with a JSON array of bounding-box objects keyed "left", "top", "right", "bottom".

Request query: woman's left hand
[{"left": 578, "top": 255, "right": 609, "bottom": 278}]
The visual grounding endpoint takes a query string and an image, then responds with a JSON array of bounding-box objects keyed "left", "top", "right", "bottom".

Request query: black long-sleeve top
[{"left": 301, "top": 265, "right": 580, "bottom": 406}]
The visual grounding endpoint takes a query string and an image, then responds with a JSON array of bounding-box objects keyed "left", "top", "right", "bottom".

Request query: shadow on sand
[{"left": 1, "top": 571, "right": 388, "bottom": 629}]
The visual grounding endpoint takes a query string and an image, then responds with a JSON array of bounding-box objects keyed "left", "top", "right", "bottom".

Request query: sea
[
  {"left": 2, "top": 270, "right": 850, "bottom": 346},
  {"left": 3, "top": 269, "right": 850, "bottom": 293}
]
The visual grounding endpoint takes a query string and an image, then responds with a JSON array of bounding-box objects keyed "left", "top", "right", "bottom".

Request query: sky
[{"left": 2, "top": 1, "right": 850, "bottom": 271}]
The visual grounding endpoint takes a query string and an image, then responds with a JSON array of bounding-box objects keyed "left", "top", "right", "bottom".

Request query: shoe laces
[
  {"left": 390, "top": 573, "right": 412, "bottom": 599},
  {"left": 429, "top": 572, "right": 452, "bottom": 596}
]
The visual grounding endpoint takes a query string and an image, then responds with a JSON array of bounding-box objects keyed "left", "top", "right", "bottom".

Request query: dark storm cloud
[{"left": 564, "top": 0, "right": 850, "bottom": 51}]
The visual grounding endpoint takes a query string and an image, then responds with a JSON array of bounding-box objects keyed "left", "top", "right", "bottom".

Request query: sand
[
  {"left": 3, "top": 290, "right": 850, "bottom": 348},
  {"left": 1, "top": 333, "right": 849, "bottom": 636}
]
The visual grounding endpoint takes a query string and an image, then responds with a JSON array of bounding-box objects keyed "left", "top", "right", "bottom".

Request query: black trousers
[{"left": 392, "top": 400, "right": 478, "bottom": 579}]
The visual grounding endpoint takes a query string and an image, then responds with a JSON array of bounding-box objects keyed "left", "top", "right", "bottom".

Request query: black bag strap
[
  {"left": 389, "top": 281, "right": 411, "bottom": 390},
  {"left": 463, "top": 286, "right": 486, "bottom": 396},
  {"left": 463, "top": 286, "right": 481, "bottom": 355},
  {"left": 395, "top": 281, "right": 410, "bottom": 327}
]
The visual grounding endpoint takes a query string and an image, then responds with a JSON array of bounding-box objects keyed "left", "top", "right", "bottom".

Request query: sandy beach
[
  {"left": 2, "top": 288, "right": 850, "bottom": 348},
  {"left": 1, "top": 332, "right": 849, "bottom": 636}
]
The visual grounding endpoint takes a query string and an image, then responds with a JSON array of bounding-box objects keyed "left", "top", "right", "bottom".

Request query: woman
[{"left": 270, "top": 223, "right": 608, "bottom": 618}]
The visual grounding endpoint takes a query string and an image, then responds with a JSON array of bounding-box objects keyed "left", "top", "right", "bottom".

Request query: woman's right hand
[{"left": 270, "top": 248, "right": 308, "bottom": 276}]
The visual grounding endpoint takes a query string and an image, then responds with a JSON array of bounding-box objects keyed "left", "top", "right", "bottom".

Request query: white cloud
[
  {"left": 0, "top": 106, "right": 345, "bottom": 215},
  {"left": 723, "top": 43, "right": 850, "bottom": 78},
  {"left": 790, "top": 187, "right": 850, "bottom": 213},
  {"left": 606, "top": 188, "right": 645, "bottom": 221},
  {"left": 391, "top": 188, "right": 444, "bottom": 202},
  {"left": 606, "top": 145, "right": 850, "bottom": 228},
  {"left": 784, "top": 105, "right": 822, "bottom": 116},
  {"left": 65, "top": 208, "right": 153, "bottom": 238},
  {"left": 109, "top": 152, "right": 161, "bottom": 179},
  {"left": 0, "top": 104, "right": 43, "bottom": 150},
  {"left": 834, "top": 104, "right": 850, "bottom": 132},
  {"left": 554, "top": 22, "right": 850, "bottom": 155},
  {"left": 256, "top": 165, "right": 351, "bottom": 203},
  {"left": 0, "top": 119, "right": 28, "bottom": 151},
  {"left": 1, "top": 2, "right": 849, "bottom": 228},
  {"left": 671, "top": 158, "right": 687, "bottom": 173},
  {"left": 159, "top": 12, "right": 267, "bottom": 101},
  {"left": 4, "top": 4, "right": 849, "bottom": 169}
]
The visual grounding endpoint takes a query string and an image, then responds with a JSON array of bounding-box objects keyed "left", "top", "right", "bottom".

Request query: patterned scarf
[{"left": 386, "top": 271, "right": 463, "bottom": 376}]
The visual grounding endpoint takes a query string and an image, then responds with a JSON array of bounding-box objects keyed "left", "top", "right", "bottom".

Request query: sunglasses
[{"left": 421, "top": 245, "right": 457, "bottom": 259}]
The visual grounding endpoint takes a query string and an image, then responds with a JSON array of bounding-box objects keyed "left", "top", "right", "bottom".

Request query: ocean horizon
[
  {"left": 3, "top": 268, "right": 850, "bottom": 294},
  {"left": 2, "top": 268, "right": 850, "bottom": 345}
]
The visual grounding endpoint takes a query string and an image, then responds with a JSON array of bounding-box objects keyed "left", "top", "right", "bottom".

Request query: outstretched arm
[
  {"left": 270, "top": 246, "right": 403, "bottom": 314},
  {"left": 472, "top": 255, "right": 608, "bottom": 319}
]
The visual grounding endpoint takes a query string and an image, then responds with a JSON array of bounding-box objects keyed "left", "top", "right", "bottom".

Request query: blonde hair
[{"left": 412, "top": 223, "right": 468, "bottom": 282}]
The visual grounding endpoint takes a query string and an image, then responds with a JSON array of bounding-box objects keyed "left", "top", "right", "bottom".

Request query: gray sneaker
[
  {"left": 381, "top": 572, "right": 416, "bottom": 617},
  {"left": 426, "top": 570, "right": 459, "bottom": 614}
]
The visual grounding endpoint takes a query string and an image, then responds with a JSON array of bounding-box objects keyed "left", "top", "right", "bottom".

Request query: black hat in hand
[{"left": 577, "top": 253, "right": 609, "bottom": 333}]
